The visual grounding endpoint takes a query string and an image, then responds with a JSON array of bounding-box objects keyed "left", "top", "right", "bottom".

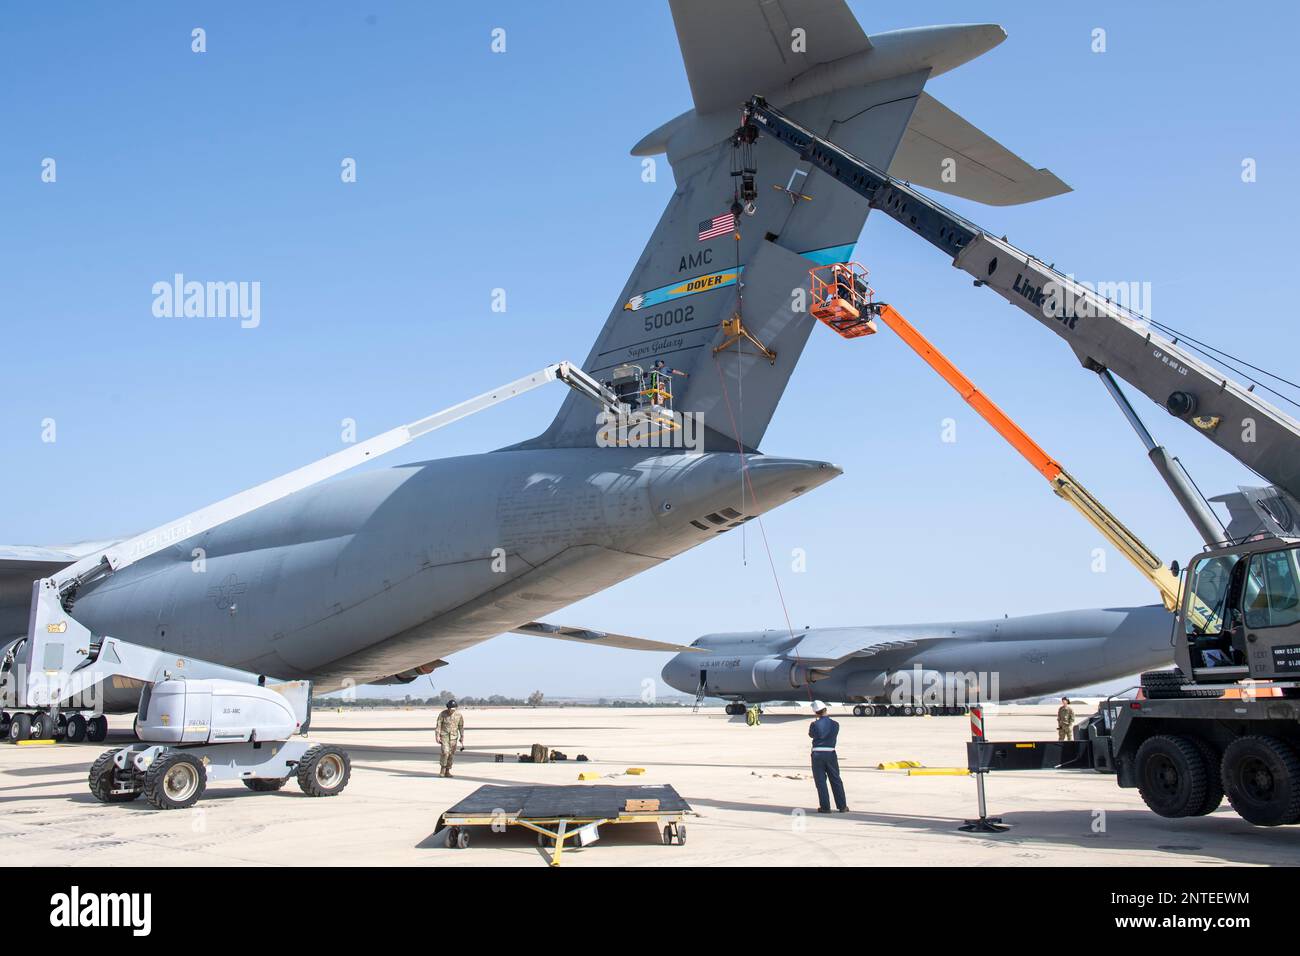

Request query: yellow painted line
[
  {"left": 18, "top": 739, "right": 57, "bottom": 747},
  {"left": 908, "top": 769, "right": 968, "bottom": 777}
]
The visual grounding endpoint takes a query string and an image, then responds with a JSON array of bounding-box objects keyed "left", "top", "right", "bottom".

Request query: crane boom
[
  {"left": 739, "top": 96, "right": 1300, "bottom": 502},
  {"left": 871, "top": 300, "right": 1182, "bottom": 611}
]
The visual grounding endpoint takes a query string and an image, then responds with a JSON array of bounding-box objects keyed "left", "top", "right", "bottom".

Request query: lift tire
[
  {"left": 1135, "top": 735, "right": 1208, "bottom": 818},
  {"left": 8, "top": 713, "right": 32, "bottom": 743},
  {"left": 1188, "top": 737, "right": 1225, "bottom": 816},
  {"left": 242, "top": 777, "right": 289, "bottom": 792},
  {"left": 86, "top": 715, "right": 109, "bottom": 743},
  {"left": 65, "top": 714, "right": 87, "bottom": 742},
  {"left": 1221, "top": 735, "right": 1300, "bottom": 827},
  {"left": 88, "top": 749, "right": 140, "bottom": 803},
  {"left": 145, "top": 751, "right": 207, "bottom": 810},
  {"left": 296, "top": 745, "right": 351, "bottom": 797}
]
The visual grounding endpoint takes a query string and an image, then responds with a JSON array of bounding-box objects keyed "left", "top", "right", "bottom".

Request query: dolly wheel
[
  {"left": 86, "top": 715, "right": 109, "bottom": 743},
  {"left": 145, "top": 752, "right": 207, "bottom": 810},
  {"left": 65, "top": 714, "right": 88, "bottom": 743},
  {"left": 455, "top": 829, "right": 471, "bottom": 849},
  {"left": 88, "top": 748, "right": 141, "bottom": 802},
  {"left": 676, "top": 823, "right": 686, "bottom": 845},
  {"left": 296, "top": 745, "right": 351, "bottom": 797},
  {"left": 243, "top": 777, "right": 289, "bottom": 792}
]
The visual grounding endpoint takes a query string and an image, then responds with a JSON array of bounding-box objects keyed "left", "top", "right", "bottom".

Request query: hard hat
[
  {"left": 812, "top": 700, "right": 828, "bottom": 713},
  {"left": 446, "top": 699, "right": 457, "bottom": 708}
]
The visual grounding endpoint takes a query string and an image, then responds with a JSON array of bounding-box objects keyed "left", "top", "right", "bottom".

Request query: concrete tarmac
[{"left": 3, "top": 705, "right": 1296, "bottom": 867}]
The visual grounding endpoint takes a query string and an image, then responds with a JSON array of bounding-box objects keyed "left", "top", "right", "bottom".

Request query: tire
[
  {"left": 676, "top": 823, "right": 686, "bottom": 845},
  {"left": 296, "top": 745, "right": 351, "bottom": 797},
  {"left": 8, "top": 712, "right": 32, "bottom": 743},
  {"left": 64, "top": 713, "right": 87, "bottom": 743},
  {"left": 886, "top": 706, "right": 899, "bottom": 717},
  {"left": 852, "top": 705, "right": 864, "bottom": 717},
  {"left": 144, "top": 751, "right": 206, "bottom": 810},
  {"left": 88, "top": 748, "right": 140, "bottom": 802},
  {"left": 455, "top": 829, "right": 470, "bottom": 849},
  {"left": 86, "top": 715, "right": 109, "bottom": 743},
  {"left": 1140, "top": 668, "right": 1223, "bottom": 700},
  {"left": 31, "top": 712, "right": 55, "bottom": 740},
  {"left": 1221, "top": 735, "right": 1300, "bottom": 827},
  {"left": 1188, "top": 737, "right": 1225, "bottom": 816},
  {"left": 0, "top": 712, "right": 10, "bottom": 737},
  {"left": 242, "top": 777, "right": 289, "bottom": 792},
  {"left": 1135, "top": 735, "right": 1208, "bottom": 818},
  {"left": 662, "top": 825, "right": 674, "bottom": 845}
]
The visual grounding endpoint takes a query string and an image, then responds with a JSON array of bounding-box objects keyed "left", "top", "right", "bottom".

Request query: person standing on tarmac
[
  {"left": 436, "top": 699, "right": 465, "bottom": 777},
  {"left": 809, "top": 701, "right": 848, "bottom": 813},
  {"left": 1057, "top": 697, "right": 1076, "bottom": 741}
]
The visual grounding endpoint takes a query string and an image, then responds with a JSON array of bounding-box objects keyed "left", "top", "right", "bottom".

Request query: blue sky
[{"left": 3, "top": 1, "right": 1298, "bottom": 698}]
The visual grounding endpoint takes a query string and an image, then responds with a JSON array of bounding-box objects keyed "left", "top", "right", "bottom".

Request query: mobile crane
[{"left": 738, "top": 97, "right": 1300, "bottom": 825}]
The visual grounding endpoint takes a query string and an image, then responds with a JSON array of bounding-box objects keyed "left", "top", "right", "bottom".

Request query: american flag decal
[{"left": 697, "top": 212, "right": 736, "bottom": 241}]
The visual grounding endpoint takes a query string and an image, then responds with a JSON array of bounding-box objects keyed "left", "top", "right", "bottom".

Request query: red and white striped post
[{"left": 960, "top": 702, "right": 1009, "bottom": 832}]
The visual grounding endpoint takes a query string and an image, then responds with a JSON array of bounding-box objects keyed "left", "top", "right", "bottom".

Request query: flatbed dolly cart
[{"left": 439, "top": 784, "right": 692, "bottom": 866}]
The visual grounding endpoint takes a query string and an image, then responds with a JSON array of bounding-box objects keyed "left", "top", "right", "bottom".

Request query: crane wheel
[
  {"left": 243, "top": 777, "right": 289, "bottom": 792},
  {"left": 145, "top": 751, "right": 207, "bottom": 810},
  {"left": 1135, "top": 735, "right": 1208, "bottom": 818},
  {"left": 1188, "top": 737, "right": 1225, "bottom": 816},
  {"left": 88, "top": 749, "right": 141, "bottom": 803},
  {"left": 1221, "top": 735, "right": 1300, "bottom": 827},
  {"left": 296, "top": 745, "right": 351, "bottom": 797}
]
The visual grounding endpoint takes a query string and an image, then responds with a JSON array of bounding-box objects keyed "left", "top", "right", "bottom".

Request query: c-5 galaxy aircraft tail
[
  {"left": 1, "top": 1, "right": 1070, "bottom": 718},
  {"left": 522, "top": 1, "right": 1067, "bottom": 453}
]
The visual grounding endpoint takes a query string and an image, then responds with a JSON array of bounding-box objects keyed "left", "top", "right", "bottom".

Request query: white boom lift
[{"left": 1, "top": 361, "right": 623, "bottom": 807}]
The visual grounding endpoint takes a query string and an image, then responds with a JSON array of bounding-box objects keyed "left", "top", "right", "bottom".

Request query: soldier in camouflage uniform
[
  {"left": 1056, "top": 697, "right": 1075, "bottom": 741},
  {"left": 435, "top": 699, "right": 465, "bottom": 777}
]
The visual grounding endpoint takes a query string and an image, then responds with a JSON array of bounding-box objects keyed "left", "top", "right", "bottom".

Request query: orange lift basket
[{"left": 809, "top": 261, "right": 878, "bottom": 338}]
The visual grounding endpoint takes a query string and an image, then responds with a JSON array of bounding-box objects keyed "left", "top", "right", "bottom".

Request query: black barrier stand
[{"left": 959, "top": 703, "right": 1010, "bottom": 833}]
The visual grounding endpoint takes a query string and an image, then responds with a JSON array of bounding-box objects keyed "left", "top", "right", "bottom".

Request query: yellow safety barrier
[
  {"left": 876, "top": 760, "right": 923, "bottom": 770},
  {"left": 907, "top": 768, "right": 970, "bottom": 776}
]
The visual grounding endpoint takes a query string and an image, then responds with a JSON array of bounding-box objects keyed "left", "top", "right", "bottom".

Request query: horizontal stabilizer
[
  {"left": 511, "top": 622, "right": 703, "bottom": 654},
  {"left": 889, "top": 92, "right": 1071, "bottom": 206},
  {"left": 669, "top": 0, "right": 871, "bottom": 114}
]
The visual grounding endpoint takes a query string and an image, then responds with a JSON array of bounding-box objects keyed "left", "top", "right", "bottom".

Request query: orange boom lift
[{"left": 809, "top": 261, "right": 1188, "bottom": 614}]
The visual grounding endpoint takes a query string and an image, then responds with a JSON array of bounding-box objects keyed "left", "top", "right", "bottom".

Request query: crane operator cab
[
  {"left": 1176, "top": 536, "right": 1300, "bottom": 685},
  {"left": 809, "top": 262, "right": 879, "bottom": 339}
]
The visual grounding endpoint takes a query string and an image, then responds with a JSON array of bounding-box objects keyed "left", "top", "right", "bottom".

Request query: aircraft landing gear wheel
[
  {"left": 65, "top": 714, "right": 87, "bottom": 743},
  {"left": 8, "top": 713, "right": 31, "bottom": 743},
  {"left": 0, "top": 712, "right": 9, "bottom": 738},
  {"left": 296, "top": 744, "right": 351, "bottom": 797},
  {"left": 1135, "top": 735, "right": 1207, "bottom": 818},
  {"left": 32, "top": 711, "right": 54, "bottom": 740},
  {"left": 852, "top": 705, "right": 864, "bottom": 717},
  {"left": 88, "top": 748, "right": 141, "bottom": 802},
  {"left": 145, "top": 751, "right": 206, "bottom": 810},
  {"left": 86, "top": 715, "right": 109, "bottom": 743},
  {"left": 243, "top": 777, "right": 289, "bottom": 792},
  {"left": 1221, "top": 735, "right": 1300, "bottom": 826}
]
